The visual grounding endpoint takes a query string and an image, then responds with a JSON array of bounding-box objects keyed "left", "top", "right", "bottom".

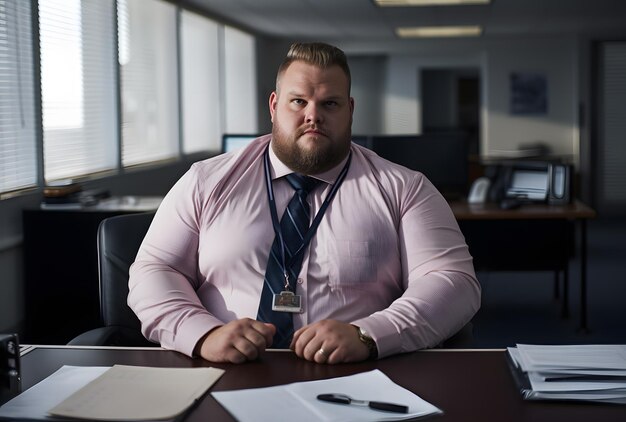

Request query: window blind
[
  {"left": 0, "top": 0, "right": 37, "bottom": 194},
  {"left": 119, "top": 0, "right": 179, "bottom": 166},
  {"left": 39, "top": 0, "right": 118, "bottom": 182},
  {"left": 223, "top": 25, "right": 258, "bottom": 134},
  {"left": 180, "top": 10, "right": 221, "bottom": 153}
]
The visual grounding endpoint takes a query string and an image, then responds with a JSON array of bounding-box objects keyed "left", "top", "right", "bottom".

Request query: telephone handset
[{"left": 467, "top": 177, "right": 491, "bottom": 204}]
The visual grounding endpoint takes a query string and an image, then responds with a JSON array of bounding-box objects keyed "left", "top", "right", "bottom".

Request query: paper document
[
  {"left": 508, "top": 344, "right": 626, "bottom": 404},
  {"left": 0, "top": 365, "right": 224, "bottom": 421},
  {"left": 49, "top": 365, "right": 224, "bottom": 420},
  {"left": 516, "top": 343, "right": 626, "bottom": 371},
  {"left": 0, "top": 366, "right": 108, "bottom": 420},
  {"left": 212, "top": 369, "right": 442, "bottom": 422}
]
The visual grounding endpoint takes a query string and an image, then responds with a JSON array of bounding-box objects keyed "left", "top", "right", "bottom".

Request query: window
[
  {"left": 0, "top": 0, "right": 259, "bottom": 196},
  {"left": 39, "top": 0, "right": 118, "bottom": 182},
  {"left": 0, "top": 0, "right": 37, "bottom": 193},
  {"left": 223, "top": 25, "right": 258, "bottom": 134},
  {"left": 118, "top": 0, "right": 179, "bottom": 166},
  {"left": 180, "top": 10, "right": 221, "bottom": 153}
]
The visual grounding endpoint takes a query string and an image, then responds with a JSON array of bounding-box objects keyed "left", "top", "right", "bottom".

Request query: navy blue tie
[{"left": 257, "top": 173, "right": 321, "bottom": 348}]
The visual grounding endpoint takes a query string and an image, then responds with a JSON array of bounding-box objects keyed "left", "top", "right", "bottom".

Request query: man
[{"left": 128, "top": 42, "right": 480, "bottom": 365}]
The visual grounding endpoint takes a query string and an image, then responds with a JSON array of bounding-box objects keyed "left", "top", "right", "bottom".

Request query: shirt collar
[{"left": 267, "top": 139, "right": 350, "bottom": 185}]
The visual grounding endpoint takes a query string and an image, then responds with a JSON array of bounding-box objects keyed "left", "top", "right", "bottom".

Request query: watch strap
[{"left": 354, "top": 325, "right": 378, "bottom": 360}]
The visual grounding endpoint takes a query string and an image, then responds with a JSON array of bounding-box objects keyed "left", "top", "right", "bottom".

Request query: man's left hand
[{"left": 290, "top": 320, "right": 370, "bottom": 364}]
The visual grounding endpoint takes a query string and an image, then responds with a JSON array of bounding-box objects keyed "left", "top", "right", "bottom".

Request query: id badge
[{"left": 272, "top": 291, "right": 302, "bottom": 313}]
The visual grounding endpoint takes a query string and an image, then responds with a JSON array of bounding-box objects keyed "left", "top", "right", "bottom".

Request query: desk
[
  {"left": 449, "top": 200, "right": 596, "bottom": 331},
  {"left": 22, "top": 197, "right": 162, "bottom": 344},
  {"left": 17, "top": 346, "right": 626, "bottom": 422}
]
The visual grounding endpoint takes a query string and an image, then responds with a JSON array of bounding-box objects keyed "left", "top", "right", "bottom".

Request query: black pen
[{"left": 317, "top": 393, "right": 409, "bottom": 414}]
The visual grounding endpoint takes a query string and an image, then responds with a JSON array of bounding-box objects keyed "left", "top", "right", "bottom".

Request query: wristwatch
[{"left": 354, "top": 325, "right": 378, "bottom": 360}]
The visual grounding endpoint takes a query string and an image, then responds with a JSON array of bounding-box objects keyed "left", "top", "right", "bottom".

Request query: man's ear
[{"left": 269, "top": 91, "right": 278, "bottom": 123}]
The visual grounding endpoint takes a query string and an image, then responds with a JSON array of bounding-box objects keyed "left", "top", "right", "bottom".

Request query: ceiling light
[
  {"left": 396, "top": 25, "right": 483, "bottom": 38},
  {"left": 376, "top": 0, "right": 490, "bottom": 6}
]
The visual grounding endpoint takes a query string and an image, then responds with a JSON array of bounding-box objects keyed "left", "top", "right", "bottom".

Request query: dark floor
[{"left": 472, "top": 216, "right": 626, "bottom": 348}]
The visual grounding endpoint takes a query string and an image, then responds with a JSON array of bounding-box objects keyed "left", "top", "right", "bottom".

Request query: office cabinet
[{"left": 22, "top": 198, "right": 161, "bottom": 344}]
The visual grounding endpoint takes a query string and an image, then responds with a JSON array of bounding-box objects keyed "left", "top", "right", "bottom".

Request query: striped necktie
[{"left": 257, "top": 173, "right": 321, "bottom": 348}]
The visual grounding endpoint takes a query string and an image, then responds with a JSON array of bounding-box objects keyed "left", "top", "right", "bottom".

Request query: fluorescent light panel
[
  {"left": 376, "top": 0, "right": 490, "bottom": 6},
  {"left": 396, "top": 25, "right": 482, "bottom": 38}
]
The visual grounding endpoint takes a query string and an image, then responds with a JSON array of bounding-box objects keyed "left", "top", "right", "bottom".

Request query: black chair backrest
[{"left": 98, "top": 212, "right": 155, "bottom": 329}]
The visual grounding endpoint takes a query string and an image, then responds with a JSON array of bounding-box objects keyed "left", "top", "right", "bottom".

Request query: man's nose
[{"left": 305, "top": 103, "right": 323, "bottom": 124}]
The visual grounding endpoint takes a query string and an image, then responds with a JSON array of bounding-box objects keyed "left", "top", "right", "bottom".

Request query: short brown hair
[{"left": 276, "top": 42, "right": 351, "bottom": 94}]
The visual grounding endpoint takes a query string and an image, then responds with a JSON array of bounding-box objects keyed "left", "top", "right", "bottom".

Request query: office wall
[
  {"left": 484, "top": 36, "right": 578, "bottom": 163},
  {"left": 380, "top": 53, "right": 485, "bottom": 135},
  {"left": 256, "top": 37, "right": 292, "bottom": 134},
  {"left": 349, "top": 56, "right": 386, "bottom": 135},
  {"left": 344, "top": 35, "right": 579, "bottom": 165}
]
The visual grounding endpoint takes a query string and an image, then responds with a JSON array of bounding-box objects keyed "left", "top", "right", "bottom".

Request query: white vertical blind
[
  {"left": 180, "top": 10, "right": 221, "bottom": 153},
  {"left": 39, "top": 0, "right": 118, "bottom": 182},
  {"left": 0, "top": 0, "right": 37, "bottom": 193},
  {"left": 223, "top": 25, "right": 258, "bottom": 134},
  {"left": 600, "top": 42, "right": 626, "bottom": 204},
  {"left": 119, "top": 0, "right": 179, "bottom": 166}
]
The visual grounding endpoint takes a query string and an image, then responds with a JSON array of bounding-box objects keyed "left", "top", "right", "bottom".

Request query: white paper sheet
[
  {"left": 212, "top": 369, "right": 442, "bottom": 422},
  {"left": 516, "top": 344, "right": 626, "bottom": 371},
  {"left": 0, "top": 365, "right": 224, "bottom": 421},
  {"left": 0, "top": 366, "right": 109, "bottom": 420}
]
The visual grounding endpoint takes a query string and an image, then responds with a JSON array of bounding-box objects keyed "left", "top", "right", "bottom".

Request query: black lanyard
[{"left": 263, "top": 146, "right": 351, "bottom": 290}]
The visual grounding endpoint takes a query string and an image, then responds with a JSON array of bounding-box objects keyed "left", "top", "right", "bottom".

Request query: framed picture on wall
[{"left": 510, "top": 72, "right": 548, "bottom": 115}]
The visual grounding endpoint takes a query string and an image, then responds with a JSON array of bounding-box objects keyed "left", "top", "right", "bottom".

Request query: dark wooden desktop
[
  {"left": 449, "top": 200, "right": 596, "bottom": 331},
  {"left": 18, "top": 346, "right": 626, "bottom": 422}
]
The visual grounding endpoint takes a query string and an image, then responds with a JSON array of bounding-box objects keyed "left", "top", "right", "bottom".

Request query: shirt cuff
[
  {"left": 173, "top": 313, "right": 224, "bottom": 357},
  {"left": 351, "top": 316, "right": 400, "bottom": 359}
]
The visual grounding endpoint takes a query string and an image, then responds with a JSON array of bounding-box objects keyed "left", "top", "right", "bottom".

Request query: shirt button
[{"left": 297, "top": 278, "right": 304, "bottom": 284}]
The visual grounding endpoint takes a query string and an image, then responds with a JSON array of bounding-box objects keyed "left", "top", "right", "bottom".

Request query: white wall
[
  {"left": 347, "top": 35, "right": 579, "bottom": 166},
  {"left": 484, "top": 36, "right": 578, "bottom": 163},
  {"left": 381, "top": 53, "right": 486, "bottom": 135}
]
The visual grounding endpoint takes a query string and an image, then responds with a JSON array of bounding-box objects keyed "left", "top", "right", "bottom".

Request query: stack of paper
[{"left": 507, "top": 344, "right": 626, "bottom": 404}]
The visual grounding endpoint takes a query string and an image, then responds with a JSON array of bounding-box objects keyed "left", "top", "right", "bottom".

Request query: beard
[{"left": 271, "top": 121, "right": 351, "bottom": 175}]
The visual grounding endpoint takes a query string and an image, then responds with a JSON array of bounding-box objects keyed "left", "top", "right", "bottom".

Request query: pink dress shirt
[{"left": 128, "top": 134, "right": 481, "bottom": 358}]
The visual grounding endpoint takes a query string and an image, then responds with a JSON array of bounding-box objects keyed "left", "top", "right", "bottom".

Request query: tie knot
[{"left": 286, "top": 173, "right": 321, "bottom": 195}]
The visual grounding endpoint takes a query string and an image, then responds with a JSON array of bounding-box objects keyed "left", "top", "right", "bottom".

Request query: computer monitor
[
  {"left": 371, "top": 132, "right": 469, "bottom": 199},
  {"left": 221, "top": 134, "right": 260, "bottom": 153}
]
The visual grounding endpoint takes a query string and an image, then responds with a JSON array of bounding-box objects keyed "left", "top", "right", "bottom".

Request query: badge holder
[
  {"left": 272, "top": 291, "right": 302, "bottom": 313},
  {"left": 272, "top": 273, "right": 302, "bottom": 313}
]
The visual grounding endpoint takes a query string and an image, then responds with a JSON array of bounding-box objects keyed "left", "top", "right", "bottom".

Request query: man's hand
[
  {"left": 194, "top": 318, "right": 276, "bottom": 363},
  {"left": 290, "top": 320, "right": 370, "bottom": 364}
]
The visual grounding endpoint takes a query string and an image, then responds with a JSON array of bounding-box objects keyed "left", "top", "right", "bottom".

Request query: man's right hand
[{"left": 194, "top": 318, "right": 276, "bottom": 363}]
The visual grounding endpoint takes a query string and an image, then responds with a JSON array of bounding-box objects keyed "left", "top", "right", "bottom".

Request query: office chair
[
  {"left": 68, "top": 212, "right": 157, "bottom": 347},
  {"left": 440, "top": 322, "right": 474, "bottom": 348}
]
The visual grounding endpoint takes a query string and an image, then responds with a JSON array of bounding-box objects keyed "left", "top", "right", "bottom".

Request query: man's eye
[
  {"left": 325, "top": 101, "right": 338, "bottom": 107},
  {"left": 291, "top": 99, "right": 305, "bottom": 105}
]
